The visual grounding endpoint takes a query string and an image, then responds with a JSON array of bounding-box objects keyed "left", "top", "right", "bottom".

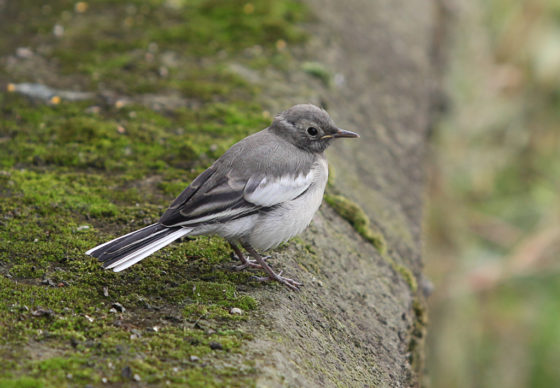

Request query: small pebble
[
  {"left": 190, "top": 355, "right": 199, "bottom": 362},
  {"left": 103, "top": 286, "right": 109, "bottom": 297},
  {"left": 41, "top": 278, "right": 56, "bottom": 287},
  {"left": 16, "top": 47, "right": 33, "bottom": 58},
  {"left": 31, "top": 308, "right": 53, "bottom": 317},
  {"left": 311, "top": 277, "right": 323, "bottom": 287},
  {"left": 229, "top": 307, "right": 243, "bottom": 315},
  {"left": 101, "top": 377, "right": 108, "bottom": 383},
  {"left": 209, "top": 341, "right": 223, "bottom": 350},
  {"left": 111, "top": 302, "right": 125, "bottom": 312},
  {"left": 133, "top": 374, "right": 141, "bottom": 382},
  {"left": 53, "top": 24, "right": 64, "bottom": 37}
]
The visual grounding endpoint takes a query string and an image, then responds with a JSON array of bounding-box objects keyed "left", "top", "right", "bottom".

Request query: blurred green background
[{"left": 425, "top": 0, "right": 560, "bottom": 387}]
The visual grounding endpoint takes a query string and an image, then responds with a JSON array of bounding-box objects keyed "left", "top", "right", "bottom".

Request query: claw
[
  {"left": 233, "top": 260, "right": 262, "bottom": 271},
  {"left": 274, "top": 275, "right": 303, "bottom": 291},
  {"left": 231, "top": 253, "right": 269, "bottom": 271},
  {"left": 252, "top": 274, "right": 302, "bottom": 291}
]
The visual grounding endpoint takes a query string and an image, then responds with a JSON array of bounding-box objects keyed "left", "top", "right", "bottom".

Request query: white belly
[{"left": 248, "top": 157, "right": 328, "bottom": 251}]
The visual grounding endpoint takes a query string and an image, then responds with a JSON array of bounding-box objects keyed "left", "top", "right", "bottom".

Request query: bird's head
[{"left": 270, "top": 104, "right": 359, "bottom": 153}]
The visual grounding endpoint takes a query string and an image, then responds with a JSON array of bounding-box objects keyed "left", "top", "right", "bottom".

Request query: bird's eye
[{"left": 307, "top": 127, "right": 318, "bottom": 136}]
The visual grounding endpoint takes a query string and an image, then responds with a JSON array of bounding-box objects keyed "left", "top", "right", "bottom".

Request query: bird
[{"left": 86, "top": 104, "right": 359, "bottom": 290}]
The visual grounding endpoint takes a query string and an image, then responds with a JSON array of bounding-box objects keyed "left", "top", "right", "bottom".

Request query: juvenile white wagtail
[{"left": 86, "top": 104, "right": 359, "bottom": 290}]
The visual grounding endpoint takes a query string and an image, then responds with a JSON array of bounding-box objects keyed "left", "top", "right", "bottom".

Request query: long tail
[{"left": 85, "top": 223, "right": 192, "bottom": 272}]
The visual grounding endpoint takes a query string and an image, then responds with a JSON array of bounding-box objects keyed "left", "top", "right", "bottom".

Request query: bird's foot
[
  {"left": 252, "top": 270, "right": 303, "bottom": 291},
  {"left": 229, "top": 243, "right": 270, "bottom": 270},
  {"left": 232, "top": 255, "right": 270, "bottom": 271},
  {"left": 240, "top": 242, "right": 302, "bottom": 291},
  {"left": 234, "top": 260, "right": 260, "bottom": 270}
]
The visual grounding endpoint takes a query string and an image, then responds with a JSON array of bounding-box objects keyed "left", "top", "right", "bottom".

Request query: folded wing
[{"left": 159, "top": 167, "right": 314, "bottom": 227}]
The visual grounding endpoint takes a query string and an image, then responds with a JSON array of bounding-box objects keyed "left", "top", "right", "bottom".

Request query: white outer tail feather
[
  {"left": 109, "top": 228, "right": 192, "bottom": 272},
  {"left": 86, "top": 226, "right": 193, "bottom": 272}
]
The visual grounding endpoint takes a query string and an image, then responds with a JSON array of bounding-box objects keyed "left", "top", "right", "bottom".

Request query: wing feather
[
  {"left": 243, "top": 171, "right": 313, "bottom": 207},
  {"left": 159, "top": 168, "right": 254, "bottom": 227},
  {"left": 158, "top": 131, "right": 316, "bottom": 228}
]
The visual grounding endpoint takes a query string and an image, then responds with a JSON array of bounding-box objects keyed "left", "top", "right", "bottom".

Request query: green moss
[
  {"left": 302, "top": 61, "right": 332, "bottom": 87},
  {"left": 0, "top": 87, "right": 265, "bottom": 388},
  {"left": 391, "top": 262, "right": 418, "bottom": 293},
  {"left": 6, "top": 263, "right": 45, "bottom": 279},
  {"left": 0, "top": 377, "right": 44, "bottom": 388},
  {"left": 1, "top": 0, "right": 307, "bottom": 95},
  {"left": 0, "top": 94, "right": 270, "bottom": 175},
  {"left": 0, "top": 0, "right": 310, "bottom": 385},
  {"left": 0, "top": 160, "right": 259, "bottom": 385},
  {"left": 324, "top": 194, "right": 387, "bottom": 254},
  {"left": 407, "top": 298, "right": 428, "bottom": 377}
]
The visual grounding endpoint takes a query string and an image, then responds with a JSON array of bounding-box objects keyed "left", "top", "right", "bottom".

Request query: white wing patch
[{"left": 244, "top": 171, "right": 313, "bottom": 207}]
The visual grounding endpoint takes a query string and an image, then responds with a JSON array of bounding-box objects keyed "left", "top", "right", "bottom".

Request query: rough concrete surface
[{"left": 240, "top": 0, "right": 443, "bottom": 386}]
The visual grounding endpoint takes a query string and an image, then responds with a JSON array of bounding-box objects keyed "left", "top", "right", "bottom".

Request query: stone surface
[{"left": 241, "top": 0, "right": 443, "bottom": 386}]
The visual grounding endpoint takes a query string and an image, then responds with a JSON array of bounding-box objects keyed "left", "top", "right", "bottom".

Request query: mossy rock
[{"left": 0, "top": 0, "right": 310, "bottom": 386}]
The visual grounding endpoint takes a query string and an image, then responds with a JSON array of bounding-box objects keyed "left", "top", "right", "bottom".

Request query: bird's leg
[
  {"left": 241, "top": 242, "right": 302, "bottom": 291},
  {"left": 229, "top": 242, "right": 267, "bottom": 270}
]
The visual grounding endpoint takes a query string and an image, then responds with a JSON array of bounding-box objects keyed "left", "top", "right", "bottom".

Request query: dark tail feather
[
  {"left": 85, "top": 223, "right": 192, "bottom": 272},
  {"left": 88, "top": 224, "right": 170, "bottom": 264}
]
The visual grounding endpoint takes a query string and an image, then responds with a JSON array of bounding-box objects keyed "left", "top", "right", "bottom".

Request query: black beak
[{"left": 333, "top": 128, "right": 360, "bottom": 138}]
